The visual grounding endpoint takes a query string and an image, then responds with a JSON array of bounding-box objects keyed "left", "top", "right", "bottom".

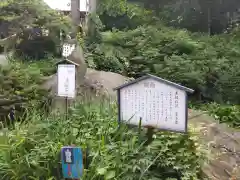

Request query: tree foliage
[
  {"left": 130, "top": 0, "right": 240, "bottom": 34},
  {"left": 97, "top": 0, "right": 154, "bottom": 31},
  {"left": 86, "top": 1, "right": 240, "bottom": 105},
  {"left": 0, "top": 58, "right": 55, "bottom": 124},
  {"left": 0, "top": 0, "right": 71, "bottom": 58}
]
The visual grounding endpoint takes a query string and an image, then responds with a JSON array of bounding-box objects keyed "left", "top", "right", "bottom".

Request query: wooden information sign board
[{"left": 114, "top": 74, "right": 194, "bottom": 133}]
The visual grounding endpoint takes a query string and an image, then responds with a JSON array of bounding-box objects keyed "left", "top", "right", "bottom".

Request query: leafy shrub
[
  {"left": 98, "top": 0, "right": 153, "bottom": 31},
  {"left": 0, "top": 58, "right": 54, "bottom": 99},
  {"left": 200, "top": 103, "right": 240, "bottom": 128},
  {"left": 85, "top": 0, "right": 240, "bottom": 105},
  {"left": 0, "top": 99, "right": 205, "bottom": 180},
  {"left": 86, "top": 24, "right": 240, "bottom": 104},
  {"left": 0, "top": 58, "right": 55, "bottom": 123},
  {"left": 0, "top": 0, "right": 71, "bottom": 58},
  {"left": 15, "top": 35, "right": 61, "bottom": 60}
]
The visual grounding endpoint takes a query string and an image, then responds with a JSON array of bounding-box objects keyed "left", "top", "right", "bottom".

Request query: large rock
[
  {"left": 42, "top": 68, "right": 130, "bottom": 111},
  {"left": 189, "top": 110, "right": 240, "bottom": 180},
  {"left": 0, "top": 54, "right": 8, "bottom": 66},
  {"left": 84, "top": 68, "right": 129, "bottom": 97}
]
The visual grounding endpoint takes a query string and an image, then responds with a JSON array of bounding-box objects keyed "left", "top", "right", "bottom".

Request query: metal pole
[
  {"left": 65, "top": 97, "right": 68, "bottom": 121},
  {"left": 144, "top": 127, "right": 154, "bottom": 146}
]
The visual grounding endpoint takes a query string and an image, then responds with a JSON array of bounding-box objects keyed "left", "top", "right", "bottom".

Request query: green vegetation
[
  {"left": 86, "top": 1, "right": 240, "bottom": 105},
  {"left": 85, "top": 0, "right": 240, "bottom": 129},
  {"left": 0, "top": 57, "right": 207, "bottom": 179},
  {"left": 0, "top": 58, "right": 55, "bottom": 123},
  {"left": 199, "top": 103, "right": 240, "bottom": 129},
  {"left": 0, "top": 0, "right": 71, "bottom": 58},
  {"left": 0, "top": 57, "right": 206, "bottom": 180},
  {"left": 0, "top": 100, "right": 205, "bottom": 180},
  {"left": 0, "top": 0, "right": 240, "bottom": 179}
]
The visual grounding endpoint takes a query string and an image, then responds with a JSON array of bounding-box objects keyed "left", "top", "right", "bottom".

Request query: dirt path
[{"left": 189, "top": 109, "right": 240, "bottom": 180}]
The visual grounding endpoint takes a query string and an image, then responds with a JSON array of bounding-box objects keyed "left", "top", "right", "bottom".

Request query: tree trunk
[
  {"left": 198, "top": 0, "right": 213, "bottom": 34},
  {"left": 87, "top": 0, "right": 98, "bottom": 37},
  {"left": 71, "top": 0, "right": 80, "bottom": 37}
]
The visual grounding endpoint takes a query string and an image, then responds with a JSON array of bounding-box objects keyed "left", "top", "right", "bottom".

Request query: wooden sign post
[{"left": 114, "top": 74, "right": 194, "bottom": 144}]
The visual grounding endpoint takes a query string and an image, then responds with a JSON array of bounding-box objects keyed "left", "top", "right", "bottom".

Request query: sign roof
[
  {"left": 113, "top": 74, "right": 194, "bottom": 93},
  {"left": 55, "top": 59, "right": 79, "bottom": 66}
]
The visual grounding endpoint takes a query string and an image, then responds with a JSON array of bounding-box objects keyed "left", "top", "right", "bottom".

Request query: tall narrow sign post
[
  {"left": 114, "top": 74, "right": 194, "bottom": 144},
  {"left": 57, "top": 43, "right": 82, "bottom": 179},
  {"left": 57, "top": 64, "right": 76, "bottom": 119},
  {"left": 57, "top": 43, "right": 79, "bottom": 120}
]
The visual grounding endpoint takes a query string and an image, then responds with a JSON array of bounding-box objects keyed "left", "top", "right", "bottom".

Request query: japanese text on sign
[
  {"left": 119, "top": 79, "right": 187, "bottom": 132},
  {"left": 57, "top": 64, "right": 76, "bottom": 98},
  {"left": 62, "top": 43, "right": 76, "bottom": 57}
]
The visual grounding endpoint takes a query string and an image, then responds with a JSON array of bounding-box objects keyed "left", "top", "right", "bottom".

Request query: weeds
[{"left": 0, "top": 99, "right": 205, "bottom": 180}]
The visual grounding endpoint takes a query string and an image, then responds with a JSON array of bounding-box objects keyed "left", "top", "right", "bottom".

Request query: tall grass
[{"left": 0, "top": 98, "right": 205, "bottom": 180}]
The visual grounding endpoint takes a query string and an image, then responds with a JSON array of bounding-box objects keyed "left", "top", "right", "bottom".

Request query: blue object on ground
[{"left": 61, "top": 146, "right": 83, "bottom": 179}]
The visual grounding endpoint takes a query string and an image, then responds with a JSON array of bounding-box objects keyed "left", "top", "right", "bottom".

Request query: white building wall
[{"left": 43, "top": 0, "right": 89, "bottom": 12}]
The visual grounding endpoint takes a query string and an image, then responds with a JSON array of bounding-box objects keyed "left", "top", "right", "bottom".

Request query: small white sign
[
  {"left": 57, "top": 64, "right": 76, "bottom": 98},
  {"left": 119, "top": 78, "right": 187, "bottom": 132},
  {"left": 62, "top": 43, "right": 76, "bottom": 57}
]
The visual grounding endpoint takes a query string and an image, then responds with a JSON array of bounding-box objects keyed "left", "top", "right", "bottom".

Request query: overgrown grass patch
[{"left": 0, "top": 99, "right": 206, "bottom": 180}]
